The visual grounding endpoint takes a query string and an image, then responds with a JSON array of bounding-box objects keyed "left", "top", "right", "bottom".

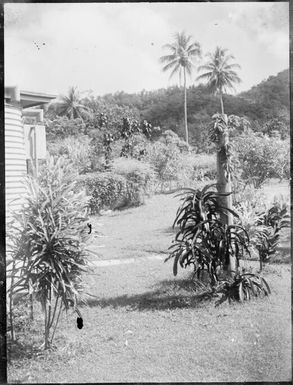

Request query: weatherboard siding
[{"left": 5, "top": 103, "right": 27, "bottom": 219}]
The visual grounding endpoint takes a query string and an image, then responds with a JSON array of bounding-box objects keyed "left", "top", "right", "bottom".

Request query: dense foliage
[
  {"left": 7, "top": 157, "right": 90, "bottom": 348},
  {"left": 254, "top": 203, "right": 290, "bottom": 269},
  {"left": 72, "top": 69, "right": 289, "bottom": 150},
  {"left": 232, "top": 132, "right": 290, "bottom": 188},
  {"left": 215, "top": 272, "right": 271, "bottom": 305},
  {"left": 48, "top": 135, "right": 94, "bottom": 174},
  {"left": 76, "top": 159, "right": 155, "bottom": 214},
  {"left": 165, "top": 185, "right": 250, "bottom": 285}
]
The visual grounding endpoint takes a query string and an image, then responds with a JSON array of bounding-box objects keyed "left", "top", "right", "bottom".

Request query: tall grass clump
[{"left": 7, "top": 156, "right": 90, "bottom": 349}]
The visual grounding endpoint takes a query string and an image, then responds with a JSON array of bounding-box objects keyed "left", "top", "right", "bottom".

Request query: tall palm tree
[
  {"left": 197, "top": 46, "right": 241, "bottom": 114},
  {"left": 160, "top": 32, "right": 201, "bottom": 145},
  {"left": 197, "top": 48, "right": 241, "bottom": 275},
  {"left": 57, "top": 86, "right": 89, "bottom": 120}
]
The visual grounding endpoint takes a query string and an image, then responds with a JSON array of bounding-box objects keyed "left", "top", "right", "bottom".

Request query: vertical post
[
  {"left": 183, "top": 68, "right": 188, "bottom": 145},
  {"left": 34, "top": 127, "right": 38, "bottom": 177},
  {"left": 216, "top": 116, "right": 236, "bottom": 273}
]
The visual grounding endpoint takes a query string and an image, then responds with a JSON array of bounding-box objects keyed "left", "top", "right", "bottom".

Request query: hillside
[
  {"left": 47, "top": 69, "right": 289, "bottom": 151},
  {"left": 240, "top": 69, "right": 289, "bottom": 110},
  {"left": 96, "top": 69, "right": 289, "bottom": 147}
]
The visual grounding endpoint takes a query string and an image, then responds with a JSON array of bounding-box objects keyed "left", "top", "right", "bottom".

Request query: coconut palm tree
[
  {"left": 197, "top": 48, "right": 241, "bottom": 274},
  {"left": 197, "top": 46, "right": 241, "bottom": 114},
  {"left": 160, "top": 32, "right": 201, "bottom": 145},
  {"left": 57, "top": 86, "right": 89, "bottom": 120}
]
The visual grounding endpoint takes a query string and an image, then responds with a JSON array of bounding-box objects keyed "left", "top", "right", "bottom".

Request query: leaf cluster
[
  {"left": 215, "top": 272, "right": 271, "bottom": 306},
  {"left": 165, "top": 184, "right": 250, "bottom": 284},
  {"left": 254, "top": 203, "right": 290, "bottom": 262},
  {"left": 7, "top": 156, "right": 90, "bottom": 312}
]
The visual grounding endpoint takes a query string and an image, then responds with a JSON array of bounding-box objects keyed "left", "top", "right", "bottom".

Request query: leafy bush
[
  {"left": 145, "top": 136, "right": 216, "bottom": 191},
  {"left": 77, "top": 172, "right": 128, "bottom": 214},
  {"left": 165, "top": 184, "right": 250, "bottom": 286},
  {"left": 165, "top": 153, "right": 217, "bottom": 189},
  {"left": 233, "top": 132, "right": 290, "bottom": 188},
  {"left": 146, "top": 141, "right": 182, "bottom": 183},
  {"left": 45, "top": 116, "right": 86, "bottom": 140},
  {"left": 215, "top": 272, "right": 271, "bottom": 306},
  {"left": 189, "top": 154, "right": 217, "bottom": 181},
  {"left": 233, "top": 186, "right": 290, "bottom": 268},
  {"left": 112, "top": 157, "right": 156, "bottom": 197},
  {"left": 125, "top": 133, "right": 149, "bottom": 161},
  {"left": 233, "top": 186, "right": 267, "bottom": 236},
  {"left": 77, "top": 163, "right": 153, "bottom": 214},
  {"left": 159, "top": 129, "right": 189, "bottom": 152},
  {"left": 261, "top": 115, "right": 289, "bottom": 139},
  {"left": 7, "top": 156, "right": 90, "bottom": 349},
  {"left": 48, "top": 136, "right": 94, "bottom": 174},
  {"left": 253, "top": 202, "right": 290, "bottom": 269}
]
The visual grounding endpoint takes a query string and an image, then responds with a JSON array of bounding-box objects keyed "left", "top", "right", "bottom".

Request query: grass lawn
[
  {"left": 8, "top": 180, "right": 291, "bottom": 383},
  {"left": 87, "top": 193, "right": 179, "bottom": 261},
  {"left": 87, "top": 179, "right": 290, "bottom": 262}
]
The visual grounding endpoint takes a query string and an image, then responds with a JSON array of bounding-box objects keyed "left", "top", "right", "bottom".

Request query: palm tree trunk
[
  {"left": 217, "top": 137, "right": 235, "bottom": 274},
  {"left": 183, "top": 68, "right": 188, "bottom": 145},
  {"left": 216, "top": 133, "right": 232, "bottom": 226},
  {"left": 220, "top": 93, "right": 224, "bottom": 114}
]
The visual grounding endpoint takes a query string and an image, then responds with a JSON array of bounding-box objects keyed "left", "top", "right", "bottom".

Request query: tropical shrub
[
  {"left": 112, "top": 157, "right": 156, "bottom": 197},
  {"left": 77, "top": 165, "right": 153, "bottom": 214},
  {"left": 45, "top": 116, "right": 86, "bottom": 140},
  {"left": 146, "top": 141, "right": 182, "bottom": 184},
  {"left": 261, "top": 115, "right": 289, "bottom": 139},
  {"left": 190, "top": 154, "right": 217, "bottom": 181},
  {"left": 77, "top": 172, "right": 128, "bottom": 214},
  {"left": 233, "top": 132, "right": 290, "bottom": 188},
  {"left": 163, "top": 153, "right": 217, "bottom": 189},
  {"left": 123, "top": 133, "right": 149, "bottom": 161},
  {"left": 233, "top": 186, "right": 267, "bottom": 235},
  {"left": 48, "top": 136, "right": 94, "bottom": 174},
  {"left": 82, "top": 98, "right": 140, "bottom": 133},
  {"left": 6, "top": 156, "right": 90, "bottom": 349},
  {"left": 215, "top": 272, "right": 271, "bottom": 306},
  {"left": 165, "top": 184, "right": 250, "bottom": 286},
  {"left": 253, "top": 202, "right": 290, "bottom": 269},
  {"left": 159, "top": 129, "right": 190, "bottom": 152}
]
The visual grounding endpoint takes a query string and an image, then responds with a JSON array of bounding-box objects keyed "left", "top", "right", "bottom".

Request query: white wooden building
[{"left": 5, "top": 86, "right": 56, "bottom": 222}]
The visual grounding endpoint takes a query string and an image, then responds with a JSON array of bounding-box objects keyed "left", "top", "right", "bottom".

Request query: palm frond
[
  {"left": 196, "top": 47, "right": 241, "bottom": 95},
  {"left": 162, "top": 59, "right": 180, "bottom": 73},
  {"left": 160, "top": 31, "right": 201, "bottom": 82}
]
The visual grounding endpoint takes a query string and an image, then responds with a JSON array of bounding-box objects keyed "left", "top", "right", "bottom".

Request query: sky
[{"left": 4, "top": 2, "right": 289, "bottom": 97}]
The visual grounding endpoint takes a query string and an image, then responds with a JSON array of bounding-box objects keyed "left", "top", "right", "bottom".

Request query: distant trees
[
  {"left": 197, "top": 47, "right": 241, "bottom": 114},
  {"left": 160, "top": 32, "right": 201, "bottom": 145},
  {"left": 45, "top": 69, "right": 289, "bottom": 150}
]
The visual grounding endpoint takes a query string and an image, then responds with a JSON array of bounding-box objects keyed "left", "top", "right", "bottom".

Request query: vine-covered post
[{"left": 211, "top": 113, "right": 235, "bottom": 273}]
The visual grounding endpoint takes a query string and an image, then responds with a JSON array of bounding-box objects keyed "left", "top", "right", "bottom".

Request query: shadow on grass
[
  {"left": 7, "top": 339, "right": 37, "bottom": 362},
  {"left": 84, "top": 278, "right": 214, "bottom": 311}
]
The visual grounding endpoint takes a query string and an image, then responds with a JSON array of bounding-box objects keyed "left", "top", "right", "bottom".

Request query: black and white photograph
[{"left": 3, "top": 2, "right": 291, "bottom": 383}]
